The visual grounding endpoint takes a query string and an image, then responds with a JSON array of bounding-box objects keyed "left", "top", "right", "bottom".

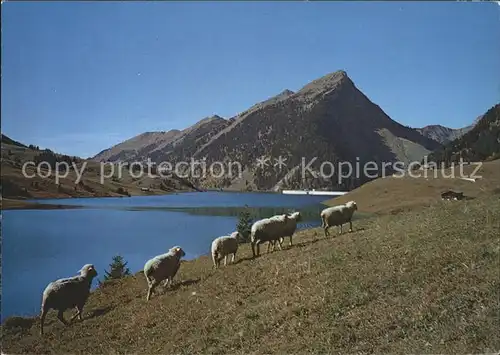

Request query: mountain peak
[
  {"left": 195, "top": 115, "right": 225, "bottom": 126},
  {"left": 297, "top": 70, "right": 352, "bottom": 97},
  {"left": 279, "top": 89, "right": 295, "bottom": 96}
]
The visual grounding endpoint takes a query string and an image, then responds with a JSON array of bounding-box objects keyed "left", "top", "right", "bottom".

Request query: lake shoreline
[
  {"left": 2, "top": 196, "right": 333, "bottom": 211},
  {"left": 1, "top": 199, "right": 84, "bottom": 210},
  {"left": 3, "top": 189, "right": 334, "bottom": 210}
]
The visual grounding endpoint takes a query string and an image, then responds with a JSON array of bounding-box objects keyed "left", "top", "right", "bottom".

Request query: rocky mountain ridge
[{"left": 93, "top": 70, "right": 443, "bottom": 191}]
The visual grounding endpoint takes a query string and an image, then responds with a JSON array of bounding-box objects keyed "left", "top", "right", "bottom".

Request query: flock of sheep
[{"left": 38, "top": 200, "right": 358, "bottom": 335}]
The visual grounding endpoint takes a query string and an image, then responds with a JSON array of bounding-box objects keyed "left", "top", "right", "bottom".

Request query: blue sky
[{"left": 2, "top": 2, "right": 499, "bottom": 158}]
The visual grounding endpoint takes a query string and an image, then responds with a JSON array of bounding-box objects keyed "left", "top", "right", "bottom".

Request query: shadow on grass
[
  {"left": 233, "top": 256, "right": 254, "bottom": 264},
  {"left": 86, "top": 305, "right": 115, "bottom": 320},
  {"left": 169, "top": 278, "right": 201, "bottom": 291},
  {"left": 2, "top": 316, "right": 36, "bottom": 334}
]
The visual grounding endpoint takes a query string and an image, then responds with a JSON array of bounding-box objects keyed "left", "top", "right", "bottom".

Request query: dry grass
[
  {"left": 324, "top": 159, "right": 500, "bottom": 215},
  {"left": 2, "top": 195, "right": 499, "bottom": 354}
]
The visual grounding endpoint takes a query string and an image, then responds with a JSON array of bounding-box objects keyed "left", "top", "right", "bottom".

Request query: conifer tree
[
  {"left": 103, "top": 255, "right": 131, "bottom": 281},
  {"left": 236, "top": 205, "right": 253, "bottom": 243}
]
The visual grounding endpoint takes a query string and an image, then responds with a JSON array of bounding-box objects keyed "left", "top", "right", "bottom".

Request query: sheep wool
[
  {"left": 320, "top": 200, "right": 358, "bottom": 237},
  {"left": 40, "top": 264, "right": 98, "bottom": 335},
  {"left": 144, "top": 246, "right": 186, "bottom": 301},
  {"left": 211, "top": 231, "right": 240, "bottom": 268},
  {"left": 251, "top": 214, "right": 295, "bottom": 257}
]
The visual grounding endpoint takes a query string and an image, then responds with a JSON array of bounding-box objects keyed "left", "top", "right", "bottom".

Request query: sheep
[
  {"left": 266, "top": 211, "right": 302, "bottom": 252},
  {"left": 251, "top": 214, "right": 300, "bottom": 257},
  {"left": 211, "top": 231, "right": 241, "bottom": 268},
  {"left": 144, "top": 246, "right": 186, "bottom": 301},
  {"left": 40, "top": 264, "right": 98, "bottom": 335},
  {"left": 320, "top": 200, "right": 358, "bottom": 237}
]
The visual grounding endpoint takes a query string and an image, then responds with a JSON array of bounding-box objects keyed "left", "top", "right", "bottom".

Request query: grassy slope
[
  {"left": 324, "top": 159, "right": 500, "bottom": 214},
  {"left": 2, "top": 192, "right": 499, "bottom": 353},
  {"left": 1, "top": 144, "right": 194, "bottom": 208}
]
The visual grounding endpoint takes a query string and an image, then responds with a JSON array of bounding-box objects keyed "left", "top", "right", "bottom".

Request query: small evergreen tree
[
  {"left": 236, "top": 205, "right": 253, "bottom": 243},
  {"left": 103, "top": 255, "right": 131, "bottom": 281}
]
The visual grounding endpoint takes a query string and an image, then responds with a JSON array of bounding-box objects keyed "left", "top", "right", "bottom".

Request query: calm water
[{"left": 2, "top": 192, "right": 330, "bottom": 320}]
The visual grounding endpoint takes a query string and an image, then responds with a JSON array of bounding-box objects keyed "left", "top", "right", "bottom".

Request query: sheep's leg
[
  {"left": 289, "top": 235, "right": 293, "bottom": 247},
  {"left": 349, "top": 220, "right": 353, "bottom": 233},
  {"left": 224, "top": 255, "right": 228, "bottom": 266},
  {"left": 40, "top": 308, "right": 47, "bottom": 335},
  {"left": 322, "top": 216, "right": 329, "bottom": 237},
  {"left": 69, "top": 305, "right": 83, "bottom": 322},
  {"left": 146, "top": 279, "right": 158, "bottom": 301},
  {"left": 267, "top": 241, "right": 272, "bottom": 253},
  {"left": 56, "top": 310, "right": 68, "bottom": 326},
  {"left": 276, "top": 239, "right": 283, "bottom": 251},
  {"left": 77, "top": 304, "right": 84, "bottom": 320},
  {"left": 232, "top": 252, "right": 236, "bottom": 263}
]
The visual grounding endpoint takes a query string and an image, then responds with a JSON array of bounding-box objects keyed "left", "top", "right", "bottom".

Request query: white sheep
[
  {"left": 320, "top": 200, "right": 358, "bottom": 237},
  {"left": 40, "top": 264, "right": 98, "bottom": 335},
  {"left": 211, "top": 231, "right": 241, "bottom": 268},
  {"left": 251, "top": 214, "right": 299, "bottom": 257},
  {"left": 144, "top": 246, "right": 186, "bottom": 301},
  {"left": 266, "top": 211, "right": 302, "bottom": 252}
]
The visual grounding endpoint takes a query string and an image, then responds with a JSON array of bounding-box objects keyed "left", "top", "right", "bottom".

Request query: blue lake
[{"left": 1, "top": 192, "right": 331, "bottom": 320}]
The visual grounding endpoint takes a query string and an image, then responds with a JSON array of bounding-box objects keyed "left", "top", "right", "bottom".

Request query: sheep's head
[
  {"left": 346, "top": 201, "right": 357, "bottom": 211},
  {"left": 291, "top": 211, "right": 302, "bottom": 222},
  {"left": 170, "top": 246, "right": 186, "bottom": 258},
  {"left": 232, "top": 231, "right": 242, "bottom": 241},
  {"left": 79, "top": 264, "right": 98, "bottom": 278}
]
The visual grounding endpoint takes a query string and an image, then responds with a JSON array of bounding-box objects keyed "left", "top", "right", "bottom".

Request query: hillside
[
  {"left": 93, "top": 115, "right": 232, "bottom": 164},
  {"left": 93, "top": 130, "right": 183, "bottom": 163},
  {"left": 324, "top": 159, "right": 500, "bottom": 215},
  {"left": 426, "top": 104, "right": 500, "bottom": 165},
  {"left": 94, "top": 71, "right": 442, "bottom": 191},
  {"left": 2, "top": 192, "right": 499, "bottom": 353},
  {"left": 1, "top": 137, "right": 197, "bottom": 208},
  {"left": 1, "top": 134, "right": 27, "bottom": 148}
]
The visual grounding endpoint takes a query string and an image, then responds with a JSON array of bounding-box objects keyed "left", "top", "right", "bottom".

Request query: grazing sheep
[
  {"left": 40, "top": 264, "right": 98, "bottom": 335},
  {"left": 320, "top": 200, "right": 358, "bottom": 237},
  {"left": 144, "top": 246, "right": 186, "bottom": 301},
  {"left": 211, "top": 231, "right": 241, "bottom": 268},
  {"left": 266, "top": 211, "right": 302, "bottom": 252},
  {"left": 251, "top": 214, "right": 295, "bottom": 257}
]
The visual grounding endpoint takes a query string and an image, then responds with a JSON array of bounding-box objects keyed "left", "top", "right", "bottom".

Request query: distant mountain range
[
  {"left": 426, "top": 104, "right": 500, "bottom": 164},
  {"left": 5, "top": 70, "right": 492, "bottom": 193},
  {"left": 416, "top": 114, "right": 483, "bottom": 144},
  {"left": 93, "top": 70, "right": 448, "bottom": 191}
]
